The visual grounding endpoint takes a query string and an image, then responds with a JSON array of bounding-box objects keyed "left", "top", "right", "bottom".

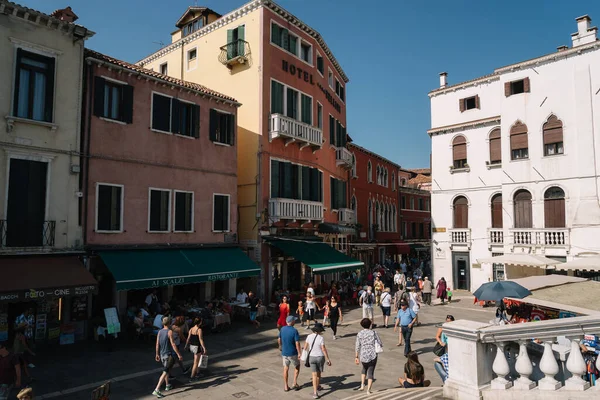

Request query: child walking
[
  {"left": 447, "top": 287, "right": 453, "bottom": 303},
  {"left": 296, "top": 300, "right": 305, "bottom": 327},
  {"left": 322, "top": 300, "right": 331, "bottom": 326}
]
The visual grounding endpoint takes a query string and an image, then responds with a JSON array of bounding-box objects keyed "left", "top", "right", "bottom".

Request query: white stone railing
[
  {"left": 449, "top": 228, "right": 471, "bottom": 245},
  {"left": 335, "top": 147, "right": 353, "bottom": 168},
  {"left": 268, "top": 198, "right": 323, "bottom": 222},
  {"left": 488, "top": 228, "right": 504, "bottom": 246},
  {"left": 269, "top": 113, "right": 322, "bottom": 149},
  {"left": 510, "top": 228, "right": 570, "bottom": 248},
  {"left": 338, "top": 208, "right": 356, "bottom": 225},
  {"left": 443, "top": 316, "right": 600, "bottom": 400}
]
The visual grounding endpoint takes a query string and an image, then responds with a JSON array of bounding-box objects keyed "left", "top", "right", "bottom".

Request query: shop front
[{"left": 0, "top": 255, "right": 97, "bottom": 346}]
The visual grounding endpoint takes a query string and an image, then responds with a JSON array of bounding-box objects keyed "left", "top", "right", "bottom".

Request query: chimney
[
  {"left": 50, "top": 6, "right": 79, "bottom": 23},
  {"left": 557, "top": 45, "right": 568, "bottom": 52},
  {"left": 571, "top": 15, "right": 597, "bottom": 47},
  {"left": 439, "top": 72, "right": 448, "bottom": 89}
]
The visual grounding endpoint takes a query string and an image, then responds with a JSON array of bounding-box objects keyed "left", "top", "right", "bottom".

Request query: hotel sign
[{"left": 281, "top": 60, "right": 342, "bottom": 114}]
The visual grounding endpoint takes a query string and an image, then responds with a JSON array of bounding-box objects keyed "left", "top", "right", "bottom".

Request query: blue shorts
[{"left": 250, "top": 311, "right": 257, "bottom": 321}]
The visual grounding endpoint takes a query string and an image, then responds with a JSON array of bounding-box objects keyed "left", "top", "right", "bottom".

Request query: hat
[
  {"left": 286, "top": 315, "right": 298, "bottom": 324},
  {"left": 17, "top": 387, "right": 33, "bottom": 399},
  {"left": 400, "top": 301, "right": 408, "bottom": 307},
  {"left": 311, "top": 323, "right": 326, "bottom": 333}
]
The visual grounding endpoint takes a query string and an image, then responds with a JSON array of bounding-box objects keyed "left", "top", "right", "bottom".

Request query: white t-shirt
[
  {"left": 361, "top": 292, "right": 374, "bottom": 308},
  {"left": 409, "top": 292, "right": 420, "bottom": 313},
  {"left": 306, "top": 333, "right": 325, "bottom": 357},
  {"left": 153, "top": 314, "right": 164, "bottom": 329},
  {"left": 145, "top": 294, "right": 154, "bottom": 306},
  {"left": 305, "top": 299, "right": 316, "bottom": 310},
  {"left": 394, "top": 273, "right": 402, "bottom": 284},
  {"left": 380, "top": 292, "right": 392, "bottom": 307},
  {"left": 237, "top": 292, "right": 248, "bottom": 303},
  {"left": 307, "top": 287, "right": 315, "bottom": 296}
]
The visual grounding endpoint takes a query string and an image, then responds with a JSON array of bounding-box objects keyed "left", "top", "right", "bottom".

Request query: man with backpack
[{"left": 359, "top": 286, "right": 375, "bottom": 326}]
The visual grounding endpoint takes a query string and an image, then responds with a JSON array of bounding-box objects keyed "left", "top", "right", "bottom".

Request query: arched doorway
[
  {"left": 453, "top": 196, "right": 468, "bottom": 228},
  {"left": 544, "top": 187, "right": 565, "bottom": 228},
  {"left": 513, "top": 190, "right": 532, "bottom": 228}
]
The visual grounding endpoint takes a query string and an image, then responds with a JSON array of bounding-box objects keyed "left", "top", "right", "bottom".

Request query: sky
[{"left": 23, "top": 0, "right": 600, "bottom": 168}]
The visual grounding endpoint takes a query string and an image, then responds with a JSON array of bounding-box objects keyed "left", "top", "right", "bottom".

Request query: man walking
[
  {"left": 422, "top": 277, "right": 433, "bottom": 305},
  {"left": 359, "top": 286, "right": 375, "bottom": 327},
  {"left": 248, "top": 292, "right": 261, "bottom": 329},
  {"left": 394, "top": 301, "right": 416, "bottom": 357},
  {"left": 0, "top": 341, "right": 21, "bottom": 400},
  {"left": 152, "top": 317, "right": 183, "bottom": 398},
  {"left": 278, "top": 316, "right": 301, "bottom": 392}
]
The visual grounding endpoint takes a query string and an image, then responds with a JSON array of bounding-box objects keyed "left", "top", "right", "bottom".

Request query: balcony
[
  {"left": 510, "top": 228, "right": 570, "bottom": 250},
  {"left": 335, "top": 147, "right": 353, "bottom": 169},
  {"left": 269, "top": 114, "right": 323, "bottom": 151},
  {"left": 449, "top": 228, "right": 471, "bottom": 248},
  {"left": 218, "top": 39, "right": 250, "bottom": 69},
  {"left": 0, "top": 220, "right": 56, "bottom": 248},
  {"left": 443, "top": 315, "right": 600, "bottom": 400},
  {"left": 268, "top": 198, "right": 323, "bottom": 222},
  {"left": 338, "top": 208, "right": 356, "bottom": 225},
  {"left": 488, "top": 228, "right": 504, "bottom": 247}
]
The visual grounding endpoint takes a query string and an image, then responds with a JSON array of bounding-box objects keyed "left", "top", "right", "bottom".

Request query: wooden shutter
[
  {"left": 504, "top": 82, "right": 511, "bottom": 97},
  {"left": 341, "top": 180, "right": 347, "bottom": 208},
  {"left": 170, "top": 98, "right": 181, "bottom": 134},
  {"left": 310, "top": 168, "right": 319, "bottom": 201},
  {"left": 45, "top": 56, "right": 55, "bottom": 123},
  {"left": 13, "top": 48, "right": 24, "bottom": 117},
  {"left": 93, "top": 76, "right": 105, "bottom": 117},
  {"left": 237, "top": 25, "right": 245, "bottom": 56},
  {"left": 151, "top": 93, "right": 171, "bottom": 132},
  {"left": 317, "top": 56, "right": 323, "bottom": 73},
  {"left": 475, "top": 95, "right": 480, "bottom": 109},
  {"left": 329, "top": 115, "right": 335, "bottom": 145},
  {"left": 514, "top": 191, "right": 532, "bottom": 228},
  {"left": 523, "top": 77, "right": 531, "bottom": 93},
  {"left": 510, "top": 122, "right": 528, "bottom": 150},
  {"left": 282, "top": 162, "right": 293, "bottom": 198},
  {"left": 271, "top": 160, "right": 280, "bottom": 198},
  {"left": 271, "top": 81, "right": 284, "bottom": 114},
  {"left": 226, "top": 29, "right": 234, "bottom": 59},
  {"left": 489, "top": 128, "right": 501, "bottom": 162},
  {"left": 459, "top": 98, "right": 465, "bottom": 112},
  {"left": 335, "top": 120, "right": 341, "bottom": 147},
  {"left": 213, "top": 195, "right": 223, "bottom": 231},
  {"left": 453, "top": 197, "right": 468, "bottom": 228},
  {"left": 209, "top": 109, "right": 217, "bottom": 141},
  {"left": 122, "top": 85, "right": 134, "bottom": 124},
  {"left": 271, "top": 23, "right": 280, "bottom": 46},
  {"left": 192, "top": 105, "right": 200, "bottom": 138},
  {"left": 228, "top": 114, "right": 235, "bottom": 145},
  {"left": 544, "top": 198, "right": 565, "bottom": 228},
  {"left": 543, "top": 116, "right": 563, "bottom": 145},
  {"left": 302, "top": 166, "right": 310, "bottom": 200},
  {"left": 452, "top": 136, "right": 467, "bottom": 161},
  {"left": 291, "top": 164, "right": 300, "bottom": 200},
  {"left": 330, "top": 177, "right": 336, "bottom": 209},
  {"left": 491, "top": 194, "right": 503, "bottom": 228}
]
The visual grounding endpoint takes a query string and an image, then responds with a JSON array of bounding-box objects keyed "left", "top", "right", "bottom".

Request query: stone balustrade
[
  {"left": 268, "top": 198, "right": 323, "bottom": 222},
  {"left": 509, "top": 228, "right": 570, "bottom": 248},
  {"left": 488, "top": 228, "right": 504, "bottom": 246},
  {"left": 449, "top": 228, "right": 471, "bottom": 245},
  {"left": 269, "top": 113, "right": 323, "bottom": 149},
  {"left": 443, "top": 316, "right": 600, "bottom": 400}
]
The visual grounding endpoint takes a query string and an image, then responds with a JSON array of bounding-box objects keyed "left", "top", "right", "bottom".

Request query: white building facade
[{"left": 429, "top": 15, "right": 600, "bottom": 291}]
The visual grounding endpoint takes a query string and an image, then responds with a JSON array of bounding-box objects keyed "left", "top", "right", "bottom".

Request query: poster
[
  {"left": 35, "top": 314, "right": 47, "bottom": 341},
  {"left": 48, "top": 326, "right": 60, "bottom": 340},
  {"left": 59, "top": 323, "right": 75, "bottom": 345},
  {"left": 0, "top": 313, "right": 8, "bottom": 342},
  {"left": 104, "top": 307, "right": 121, "bottom": 334},
  {"left": 71, "top": 296, "right": 88, "bottom": 321}
]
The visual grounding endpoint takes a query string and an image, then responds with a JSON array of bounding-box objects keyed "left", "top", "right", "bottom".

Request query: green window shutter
[
  {"left": 282, "top": 29, "right": 289, "bottom": 52},
  {"left": 271, "top": 160, "right": 280, "bottom": 198},
  {"left": 335, "top": 121, "right": 342, "bottom": 147},
  {"left": 282, "top": 162, "right": 293, "bottom": 198},
  {"left": 271, "top": 24, "right": 281, "bottom": 46},
  {"left": 286, "top": 89, "right": 298, "bottom": 120},
  {"left": 122, "top": 85, "right": 134, "bottom": 124},
  {"left": 341, "top": 126, "right": 347, "bottom": 147},
  {"left": 309, "top": 168, "right": 318, "bottom": 201},
  {"left": 209, "top": 109, "right": 218, "bottom": 141},
  {"left": 271, "top": 81, "right": 284, "bottom": 114},
  {"left": 330, "top": 178, "right": 337, "bottom": 209},
  {"left": 227, "top": 29, "right": 234, "bottom": 59},
  {"left": 170, "top": 98, "right": 181, "bottom": 134},
  {"left": 192, "top": 105, "right": 200, "bottom": 138},
  {"left": 237, "top": 26, "right": 245, "bottom": 56},
  {"left": 318, "top": 171, "right": 323, "bottom": 202},
  {"left": 291, "top": 164, "right": 300, "bottom": 200},
  {"left": 228, "top": 114, "right": 235, "bottom": 145},
  {"left": 341, "top": 179, "right": 347, "bottom": 208},
  {"left": 302, "top": 166, "right": 310, "bottom": 200},
  {"left": 301, "top": 95, "right": 312, "bottom": 125},
  {"left": 317, "top": 56, "right": 323, "bottom": 74},
  {"left": 93, "top": 77, "right": 105, "bottom": 117},
  {"left": 288, "top": 35, "right": 297, "bottom": 55},
  {"left": 329, "top": 115, "right": 335, "bottom": 145}
]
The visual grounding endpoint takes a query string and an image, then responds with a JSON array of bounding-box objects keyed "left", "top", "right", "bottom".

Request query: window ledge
[
  {"left": 510, "top": 158, "right": 529, "bottom": 163},
  {"left": 96, "top": 230, "right": 123, "bottom": 234},
  {"left": 213, "top": 230, "right": 231, "bottom": 233},
  {"left": 449, "top": 166, "right": 470, "bottom": 174},
  {"left": 543, "top": 153, "right": 566, "bottom": 158},
  {"left": 213, "top": 141, "right": 232, "bottom": 147},
  {"left": 175, "top": 134, "right": 196, "bottom": 140},
  {"left": 147, "top": 230, "right": 170, "bottom": 234},
  {"left": 486, "top": 162, "right": 502, "bottom": 170},
  {"left": 173, "top": 230, "right": 194, "bottom": 234},
  {"left": 99, "top": 117, "right": 127, "bottom": 125},
  {"left": 5, "top": 115, "right": 58, "bottom": 133}
]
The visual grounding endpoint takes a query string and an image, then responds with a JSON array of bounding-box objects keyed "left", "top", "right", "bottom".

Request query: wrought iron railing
[
  {"left": 218, "top": 39, "right": 250, "bottom": 66},
  {"left": 0, "top": 219, "right": 56, "bottom": 247}
]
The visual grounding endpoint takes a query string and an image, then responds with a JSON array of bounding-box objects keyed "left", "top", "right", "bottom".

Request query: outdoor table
[{"left": 213, "top": 313, "right": 231, "bottom": 329}]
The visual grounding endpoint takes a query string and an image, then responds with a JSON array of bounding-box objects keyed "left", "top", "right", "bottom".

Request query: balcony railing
[
  {"left": 338, "top": 208, "right": 356, "bottom": 225},
  {"left": 443, "top": 315, "right": 600, "bottom": 400},
  {"left": 268, "top": 198, "right": 323, "bottom": 222},
  {"left": 0, "top": 219, "right": 56, "bottom": 248},
  {"left": 510, "top": 228, "right": 570, "bottom": 248},
  {"left": 488, "top": 228, "right": 504, "bottom": 246},
  {"left": 269, "top": 114, "right": 323, "bottom": 150},
  {"left": 218, "top": 39, "right": 250, "bottom": 68},
  {"left": 449, "top": 228, "right": 471, "bottom": 246},
  {"left": 335, "top": 147, "right": 353, "bottom": 169}
]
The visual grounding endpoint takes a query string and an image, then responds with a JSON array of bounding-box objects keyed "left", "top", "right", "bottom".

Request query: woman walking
[
  {"left": 355, "top": 318, "right": 383, "bottom": 394},
  {"left": 380, "top": 287, "right": 392, "bottom": 328},
  {"left": 303, "top": 323, "right": 332, "bottom": 399},
  {"left": 436, "top": 277, "right": 447, "bottom": 305},
  {"left": 408, "top": 287, "right": 421, "bottom": 327},
  {"left": 328, "top": 296, "right": 343, "bottom": 339},
  {"left": 304, "top": 293, "right": 320, "bottom": 330},
  {"left": 398, "top": 351, "right": 431, "bottom": 388},
  {"left": 277, "top": 295, "right": 290, "bottom": 330},
  {"left": 186, "top": 318, "right": 207, "bottom": 382}
]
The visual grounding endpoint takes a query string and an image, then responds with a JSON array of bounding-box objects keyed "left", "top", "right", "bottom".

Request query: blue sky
[{"left": 25, "top": 0, "right": 600, "bottom": 168}]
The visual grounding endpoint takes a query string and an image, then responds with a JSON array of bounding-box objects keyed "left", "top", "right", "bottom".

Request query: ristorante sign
[
  {"left": 0, "top": 285, "right": 97, "bottom": 303},
  {"left": 281, "top": 60, "right": 342, "bottom": 114}
]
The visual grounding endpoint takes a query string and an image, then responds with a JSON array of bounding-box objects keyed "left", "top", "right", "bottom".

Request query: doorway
[{"left": 452, "top": 252, "right": 470, "bottom": 290}]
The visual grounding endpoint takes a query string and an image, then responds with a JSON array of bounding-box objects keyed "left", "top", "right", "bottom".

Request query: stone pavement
[{"left": 28, "top": 296, "right": 494, "bottom": 400}]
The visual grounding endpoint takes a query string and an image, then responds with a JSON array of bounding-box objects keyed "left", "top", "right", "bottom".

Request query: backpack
[{"left": 365, "top": 293, "right": 374, "bottom": 305}]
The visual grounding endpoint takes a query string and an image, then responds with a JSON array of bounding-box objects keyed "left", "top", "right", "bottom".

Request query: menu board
[
  {"left": 35, "top": 314, "right": 47, "bottom": 341},
  {"left": 0, "top": 313, "right": 8, "bottom": 342},
  {"left": 71, "top": 296, "right": 88, "bottom": 321},
  {"left": 104, "top": 307, "right": 121, "bottom": 335}
]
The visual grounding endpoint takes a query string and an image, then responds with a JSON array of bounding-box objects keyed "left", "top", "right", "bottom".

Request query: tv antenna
[{"left": 153, "top": 41, "right": 165, "bottom": 48}]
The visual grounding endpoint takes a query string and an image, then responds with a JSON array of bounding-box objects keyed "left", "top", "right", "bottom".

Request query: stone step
[{"left": 342, "top": 387, "right": 444, "bottom": 400}]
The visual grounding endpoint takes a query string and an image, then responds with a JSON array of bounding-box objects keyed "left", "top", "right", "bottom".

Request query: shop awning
[
  {"left": 99, "top": 247, "right": 260, "bottom": 291},
  {"left": 477, "top": 254, "right": 562, "bottom": 268},
  {"left": 317, "top": 223, "right": 357, "bottom": 235},
  {"left": 553, "top": 256, "right": 600, "bottom": 272},
  {"left": 0, "top": 256, "right": 97, "bottom": 303},
  {"left": 266, "top": 238, "right": 364, "bottom": 273}
]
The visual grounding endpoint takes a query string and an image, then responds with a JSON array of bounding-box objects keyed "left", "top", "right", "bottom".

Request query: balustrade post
[
  {"left": 565, "top": 340, "right": 590, "bottom": 390},
  {"left": 538, "top": 341, "right": 562, "bottom": 390},
  {"left": 513, "top": 340, "right": 536, "bottom": 390},
  {"left": 491, "top": 342, "right": 512, "bottom": 389}
]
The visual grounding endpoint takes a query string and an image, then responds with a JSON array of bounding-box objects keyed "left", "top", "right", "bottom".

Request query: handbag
[
  {"left": 303, "top": 334, "right": 317, "bottom": 368},
  {"left": 433, "top": 342, "right": 447, "bottom": 356},
  {"left": 374, "top": 331, "right": 383, "bottom": 353},
  {"left": 198, "top": 354, "right": 209, "bottom": 369}
]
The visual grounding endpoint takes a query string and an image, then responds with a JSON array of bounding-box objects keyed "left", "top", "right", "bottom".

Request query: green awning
[
  {"left": 266, "top": 238, "right": 364, "bottom": 273},
  {"left": 99, "top": 248, "right": 260, "bottom": 290},
  {"left": 318, "top": 223, "right": 357, "bottom": 235}
]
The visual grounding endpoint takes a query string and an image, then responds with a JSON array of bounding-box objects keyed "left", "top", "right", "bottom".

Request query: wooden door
[
  {"left": 514, "top": 191, "right": 532, "bottom": 228},
  {"left": 544, "top": 198, "right": 565, "bottom": 228},
  {"left": 491, "top": 194, "right": 503, "bottom": 228},
  {"left": 453, "top": 197, "right": 468, "bottom": 228}
]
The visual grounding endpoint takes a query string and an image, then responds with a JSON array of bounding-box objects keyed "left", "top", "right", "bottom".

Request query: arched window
[
  {"left": 453, "top": 196, "right": 468, "bottom": 229},
  {"left": 392, "top": 172, "right": 396, "bottom": 191},
  {"left": 489, "top": 128, "right": 501, "bottom": 165},
  {"left": 543, "top": 115, "right": 564, "bottom": 156},
  {"left": 393, "top": 205, "right": 397, "bottom": 231},
  {"left": 367, "top": 161, "right": 372, "bottom": 182},
  {"left": 510, "top": 121, "right": 528, "bottom": 160},
  {"left": 383, "top": 169, "right": 388, "bottom": 187},
  {"left": 514, "top": 190, "right": 532, "bottom": 228},
  {"left": 351, "top": 154, "right": 357, "bottom": 178},
  {"left": 384, "top": 204, "right": 389, "bottom": 232},
  {"left": 368, "top": 199, "right": 373, "bottom": 240},
  {"left": 544, "top": 187, "right": 565, "bottom": 228},
  {"left": 351, "top": 195, "right": 357, "bottom": 212},
  {"left": 400, "top": 178, "right": 406, "bottom": 187},
  {"left": 452, "top": 135, "right": 467, "bottom": 168},
  {"left": 491, "top": 193, "right": 503, "bottom": 228},
  {"left": 375, "top": 201, "right": 380, "bottom": 229},
  {"left": 376, "top": 166, "right": 381, "bottom": 185}
]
